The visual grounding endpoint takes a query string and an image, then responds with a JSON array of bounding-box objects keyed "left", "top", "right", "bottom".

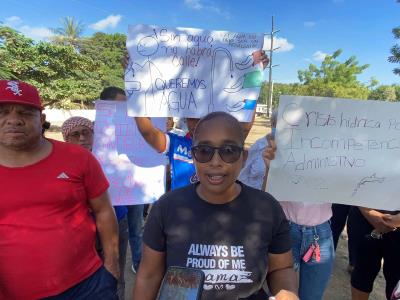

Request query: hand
[
  {"left": 104, "top": 258, "right": 120, "bottom": 280},
  {"left": 121, "top": 51, "right": 130, "bottom": 69},
  {"left": 270, "top": 290, "right": 300, "bottom": 300},
  {"left": 382, "top": 213, "right": 400, "bottom": 228},
  {"left": 360, "top": 208, "right": 394, "bottom": 233},
  {"left": 261, "top": 51, "right": 270, "bottom": 69},
  {"left": 252, "top": 50, "right": 269, "bottom": 69},
  {"left": 262, "top": 134, "right": 276, "bottom": 168}
]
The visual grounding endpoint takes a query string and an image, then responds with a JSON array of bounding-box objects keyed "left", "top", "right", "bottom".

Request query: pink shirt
[{"left": 279, "top": 201, "right": 332, "bottom": 226}]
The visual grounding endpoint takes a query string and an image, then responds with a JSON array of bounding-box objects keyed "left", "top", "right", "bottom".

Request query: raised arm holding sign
[{"left": 127, "top": 24, "right": 268, "bottom": 191}]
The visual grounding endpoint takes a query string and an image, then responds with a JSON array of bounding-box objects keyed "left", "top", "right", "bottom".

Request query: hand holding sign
[
  {"left": 126, "top": 24, "right": 264, "bottom": 122},
  {"left": 382, "top": 213, "right": 400, "bottom": 228},
  {"left": 267, "top": 95, "right": 400, "bottom": 210},
  {"left": 262, "top": 134, "right": 276, "bottom": 169}
]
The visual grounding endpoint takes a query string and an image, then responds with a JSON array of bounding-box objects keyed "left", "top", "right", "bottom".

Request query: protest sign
[
  {"left": 125, "top": 24, "right": 263, "bottom": 121},
  {"left": 92, "top": 100, "right": 167, "bottom": 205},
  {"left": 267, "top": 95, "right": 400, "bottom": 210}
]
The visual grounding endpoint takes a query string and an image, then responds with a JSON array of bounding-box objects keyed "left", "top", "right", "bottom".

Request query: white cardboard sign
[
  {"left": 125, "top": 24, "right": 264, "bottom": 121},
  {"left": 267, "top": 95, "right": 400, "bottom": 211},
  {"left": 92, "top": 100, "right": 167, "bottom": 205}
]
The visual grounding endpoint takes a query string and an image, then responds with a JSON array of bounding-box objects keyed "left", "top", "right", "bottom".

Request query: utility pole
[{"left": 266, "top": 16, "right": 280, "bottom": 117}]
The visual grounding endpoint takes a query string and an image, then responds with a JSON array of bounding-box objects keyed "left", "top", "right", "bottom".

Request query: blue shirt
[{"left": 166, "top": 132, "right": 196, "bottom": 190}]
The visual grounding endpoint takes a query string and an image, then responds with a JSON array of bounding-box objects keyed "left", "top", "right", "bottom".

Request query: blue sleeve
[{"left": 166, "top": 132, "right": 175, "bottom": 161}]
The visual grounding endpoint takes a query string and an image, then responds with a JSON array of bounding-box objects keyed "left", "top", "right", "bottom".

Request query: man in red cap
[{"left": 0, "top": 80, "right": 119, "bottom": 299}]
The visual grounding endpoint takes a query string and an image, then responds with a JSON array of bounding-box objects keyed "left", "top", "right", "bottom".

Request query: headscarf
[{"left": 61, "top": 116, "right": 93, "bottom": 141}]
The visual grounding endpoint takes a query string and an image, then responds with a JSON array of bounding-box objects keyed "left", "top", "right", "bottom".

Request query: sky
[{"left": 1, "top": 0, "right": 399, "bottom": 85}]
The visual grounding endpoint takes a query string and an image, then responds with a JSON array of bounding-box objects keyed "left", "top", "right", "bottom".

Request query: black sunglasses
[{"left": 191, "top": 144, "right": 243, "bottom": 163}]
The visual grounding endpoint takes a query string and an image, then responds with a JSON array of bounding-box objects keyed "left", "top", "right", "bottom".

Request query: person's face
[
  {"left": 114, "top": 93, "right": 127, "bottom": 101},
  {"left": 0, "top": 104, "right": 44, "bottom": 150},
  {"left": 192, "top": 118, "right": 247, "bottom": 203},
  {"left": 66, "top": 125, "right": 94, "bottom": 151},
  {"left": 186, "top": 118, "right": 200, "bottom": 137}
]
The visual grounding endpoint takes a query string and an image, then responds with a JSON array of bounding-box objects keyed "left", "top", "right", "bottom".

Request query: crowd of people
[{"left": 0, "top": 46, "right": 399, "bottom": 300}]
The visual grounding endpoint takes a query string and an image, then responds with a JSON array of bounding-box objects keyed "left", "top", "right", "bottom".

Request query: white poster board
[
  {"left": 125, "top": 24, "right": 264, "bottom": 121},
  {"left": 92, "top": 100, "right": 167, "bottom": 205},
  {"left": 267, "top": 95, "right": 400, "bottom": 211}
]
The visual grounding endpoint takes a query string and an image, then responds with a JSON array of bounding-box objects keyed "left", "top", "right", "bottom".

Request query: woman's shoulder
[
  {"left": 240, "top": 183, "right": 280, "bottom": 207},
  {"left": 239, "top": 184, "right": 287, "bottom": 225},
  {"left": 155, "top": 184, "right": 195, "bottom": 207},
  {"left": 248, "top": 135, "right": 268, "bottom": 151}
]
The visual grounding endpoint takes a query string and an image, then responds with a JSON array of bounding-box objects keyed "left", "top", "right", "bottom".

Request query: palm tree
[
  {"left": 389, "top": 26, "right": 400, "bottom": 76},
  {"left": 51, "top": 17, "right": 85, "bottom": 49},
  {"left": 388, "top": 0, "right": 400, "bottom": 75}
]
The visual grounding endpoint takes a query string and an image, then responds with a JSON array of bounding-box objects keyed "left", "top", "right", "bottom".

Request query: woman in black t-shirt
[{"left": 133, "top": 112, "right": 299, "bottom": 300}]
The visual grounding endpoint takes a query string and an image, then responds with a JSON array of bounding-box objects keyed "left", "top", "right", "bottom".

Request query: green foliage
[
  {"left": 80, "top": 32, "right": 126, "bottom": 88},
  {"left": 50, "top": 17, "right": 85, "bottom": 49},
  {"left": 368, "top": 85, "right": 397, "bottom": 101},
  {"left": 388, "top": 1, "right": 400, "bottom": 75},
  {"left": 3, "top": 21, "right": 398, "bottom": 110},
  {"left": 0, "top": 25, "right": 102, "bottom": 108},
  {"left": 298, "top": 49, "right": 369, "bottom": 84},
  {"left": 262, "top": 50, "right": 380, "bottom": 109},
  {"left": 0, "top": 26, "right": 34, "bottom": 79},
  {"left": 269, "top": 83, "right": 305, "bottom": 109},
  {"left": 395, "top": 84, "right": 400, "bottom": 100},
  {"left": 389, "top": 26, "right": 400, "bottom": 75},
  {"left": 297, "top": 49, "right": 370, "bottom": 99}
]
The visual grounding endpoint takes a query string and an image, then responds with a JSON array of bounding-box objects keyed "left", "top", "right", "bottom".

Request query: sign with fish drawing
[
  {"left": 267, "top": 95, "right": 400, "bottom": 210},
  {"left": 125, "top": 24, "right": 264, "bottom": 121}
]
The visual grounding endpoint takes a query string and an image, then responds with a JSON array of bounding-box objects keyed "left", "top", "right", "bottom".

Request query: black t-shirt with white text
[{"left": 143, "top": 182, "right": 291, "bottom": 300}]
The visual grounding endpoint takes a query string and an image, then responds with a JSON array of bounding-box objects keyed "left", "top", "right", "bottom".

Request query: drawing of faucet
[{"left": 210, "top": 47, "right": 234, "bottom": 113}]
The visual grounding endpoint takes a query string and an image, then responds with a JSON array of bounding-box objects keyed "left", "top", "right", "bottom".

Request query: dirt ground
[{"left": 46, "top": 116, "right": 387, "bottom": 299}]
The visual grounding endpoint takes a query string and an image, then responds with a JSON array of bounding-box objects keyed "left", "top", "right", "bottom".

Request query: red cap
[{"left": 0, "top": 80, "right": 43, "bottom": 110}]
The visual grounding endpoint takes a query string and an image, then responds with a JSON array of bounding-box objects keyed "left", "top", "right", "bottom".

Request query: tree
[
  {"left": 0, "top": 25, "right": 102, "bottom": 108},
  {"left": 259, "top": 82, "right": 306, "bottom": 109},
  {"left": 0, "top": 27, "right": 20, "bottom": 79},
  {"left": 388, "top": 0, "right": 400, "bottom": 76},
  {"left": 51, "top": 17, "right": 85, "bottom": 49},
  {"left": 393, "top": 84, "right": 400, "bottom": 100},
  {"left": 80, "top": 32, "right": 126, "bottom": 87},
  {"left": 388, "top": 29, "right": 400, "bottom": 75},
  {"left": 297, "top": 49, "right": 370, "bottom": 99},
  {"left": 0, "top": 26, "right": 36, "bottom": 80},
  {"left": 368, "top": 85, "right": 397, "bottom": 101}
]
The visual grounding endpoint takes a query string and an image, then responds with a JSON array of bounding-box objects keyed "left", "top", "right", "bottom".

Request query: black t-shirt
[{"left": 143, "top": 181, "right": 291, "bottom": 300}]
